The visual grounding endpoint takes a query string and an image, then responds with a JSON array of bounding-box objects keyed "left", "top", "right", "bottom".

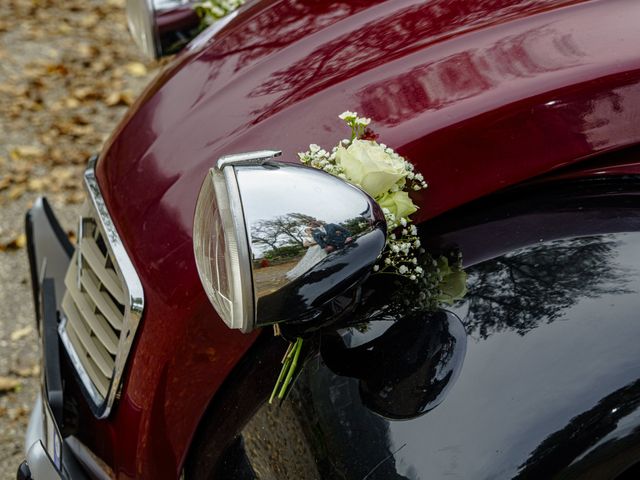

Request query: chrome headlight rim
[
  {"left": 194, "top": 151, "right": 282, "bottom": 333},
  {"left": 126, "top": 0, "right": 160, "bottom": 60}
]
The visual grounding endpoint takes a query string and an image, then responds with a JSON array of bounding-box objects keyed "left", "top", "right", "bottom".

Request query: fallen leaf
[
  {"left": 125, "top": 62, "right": 148, "bottom": 77},
  {"left": 72, "top": 86, "right": 99, "bottom": 101},
  {"left": 0, "top": 377, "right": 20, "bottom": 393},
  {"left": 28, "top": 178, "right": 47, "bottom": 191},
  {"left": 10, "top": 325, "right": 33, "bottom": 342},
  {"left": 0, "top": 234, "right": 27, "bottom": 251},
  {"left": 65, "top": 97, "right": 81, "bottom": 109},
  {"left": 12, "top": 145, "right": 45, "bottom": 158},
  {"left": 104, "top": 90, "right": 135, "bottom": 107}
]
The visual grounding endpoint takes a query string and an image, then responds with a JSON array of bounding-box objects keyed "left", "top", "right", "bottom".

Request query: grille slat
[
  {"left": 80, "top": 236, "right": 125, "bottom": 304},
  {"left": 63, "top": 295, "right": 118, "bottom": 355},
  {"left": 65, "top": 323, "right": 110, "bottom": 397},
  {"left": 64, "top": 263, "right": 102, "bottom": 326},
  {"left": 80, "top": 268, "right": 124, "bottom": 331},
  {"left": 65, "top": 303, "right": 115, "bottom": 378}
]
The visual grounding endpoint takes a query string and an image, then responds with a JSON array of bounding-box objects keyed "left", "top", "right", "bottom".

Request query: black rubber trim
[
  {"left": 41, "top": 197, "right": 74, "bottom": 258},
  {"left": 41, "top": 277, "right": 64, "bottom": 426},
  {"left": 25, "top": 208, "right": 41, "bottom": 326},
  {"left": 25, "top": 197, "right": 74, "bottom": 326}
]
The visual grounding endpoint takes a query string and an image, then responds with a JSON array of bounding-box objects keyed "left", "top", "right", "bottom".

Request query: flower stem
[
  {"left": 278, "top": 337, "right": 303, "bottom": 399},
  {"left": 269, "top": 337, "right": 304, "bottom": 404}
]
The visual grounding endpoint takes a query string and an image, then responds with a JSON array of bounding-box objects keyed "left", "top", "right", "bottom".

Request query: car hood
[
  {"left": 87, "top": 0, "right": 640, "bottom": 474},
  {"left": 98, "top": 0, "right": 640, "bottom": 240}
]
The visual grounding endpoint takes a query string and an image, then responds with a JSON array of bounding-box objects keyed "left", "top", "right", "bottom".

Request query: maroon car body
[{"left": 23, "top": 0, "right": 640, "bottom": 478}]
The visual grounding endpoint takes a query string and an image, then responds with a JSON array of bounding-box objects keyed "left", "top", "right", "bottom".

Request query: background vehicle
[{"left": 21, "top": 0, "right": 640, "bottom": 478}]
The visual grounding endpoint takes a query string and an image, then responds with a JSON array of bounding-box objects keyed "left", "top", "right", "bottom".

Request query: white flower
[
  {"left": 398, "top": 265, "right": 408, "bottom": 274},
  {"left": 335, "top": 139, "right": 408, "bottom": 198},
  {"left": 339, "top": 111, "right": 357, "bottom": 120},
  {"left": 373, "top": 265, "right": 379, "bottom": 272},
  {"left": 410, "top": 275, "right": 416, "bottom": 281},
  {"left": 309, "top": 143, "right": 320, "bottom": 153},
  {"left": 415, "top": 266, "right": 423, "bottom": 274},
  {"left": 385, "top": 257, "right": 392, "bottom": 265},
  {"left": 414, "top": 239, "right": 421, "bottom": 248}
]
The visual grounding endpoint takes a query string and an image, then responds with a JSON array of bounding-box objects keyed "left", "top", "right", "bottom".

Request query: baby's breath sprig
[
  {"left": 373, "top": 222, "right": 424, "bottom": 281},
  {"left": 298, "top": 144, "right": 345, "bottom": 178},
  {"left": 339, "top": 111, "right": 372, "bottom": 141}
]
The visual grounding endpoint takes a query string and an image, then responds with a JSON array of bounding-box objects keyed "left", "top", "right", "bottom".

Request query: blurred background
[{"left": 0, "top": 0, "right": 155, "bottom": 474}]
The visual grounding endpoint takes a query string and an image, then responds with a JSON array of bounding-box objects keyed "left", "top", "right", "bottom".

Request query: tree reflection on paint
[{"left": 462, "top": 235, "right": 632, "bottom": 340}]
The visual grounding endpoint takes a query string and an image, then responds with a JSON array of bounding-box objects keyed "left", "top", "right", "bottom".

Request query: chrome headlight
[
  {"left": 126, "top": 1, "right": 206, "bottom": 59},
  {"left": 126, "top": 0, "right": 158, "bottom": 59},
  {"left": 193, "top": 151, "right": 387, "bottom": 333}
]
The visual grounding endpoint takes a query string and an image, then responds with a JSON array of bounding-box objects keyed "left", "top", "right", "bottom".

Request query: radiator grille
[
  {"left": 62, "top": 216, "right": 124, "bottom": 398},
  {"left": 59, "top": 156, "right": 144, "bottom": 418}
]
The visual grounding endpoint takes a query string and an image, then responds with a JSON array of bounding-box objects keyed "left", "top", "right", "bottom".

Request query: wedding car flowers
[
  {"left": 299, "top": 112, "right": 428, "bottom": 281},
  {"left": 270, "top": 112, "right": 466, "bottom": 405}
]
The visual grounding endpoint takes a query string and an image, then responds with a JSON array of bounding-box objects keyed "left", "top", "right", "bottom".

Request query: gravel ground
[{"left": 0, "top": 0, "right": 154, "bottom": 475}]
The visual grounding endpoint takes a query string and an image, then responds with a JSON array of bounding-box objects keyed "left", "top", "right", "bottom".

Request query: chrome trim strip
[
  {"left": 66, "top": 436, "right": 115, "bottom": 480},
  {"left": 222, "top": 166, "right": 255, "bottom": 332},
  {"left": 217, "top": 150, "right": 281, "bottom": 170},
  {"left": 58, "top": 155, "right": 145, "bottom": 419}
]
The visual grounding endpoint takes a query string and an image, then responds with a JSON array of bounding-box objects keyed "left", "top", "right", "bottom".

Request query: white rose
[{"left": 335, "top": 139, "right": 407, "bottom": 198}]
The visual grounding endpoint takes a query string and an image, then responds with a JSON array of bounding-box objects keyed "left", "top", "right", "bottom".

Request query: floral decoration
[
  {"left": 269, "top": 112, "right": 467, "bottom": 405},
  {"left": 299, "top": 112, "right": 428, "bottom": 281}
]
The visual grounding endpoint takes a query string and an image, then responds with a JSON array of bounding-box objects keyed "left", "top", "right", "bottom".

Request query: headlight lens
[
  {"left": 193, "top": 167, "right": 254, "bottom": 332},
  {"left": 126, "top": 0, "right": 158, "bottom": 59}
]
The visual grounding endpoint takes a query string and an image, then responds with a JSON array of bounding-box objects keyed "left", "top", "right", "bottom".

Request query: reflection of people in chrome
[
  {"left": 285, "top": 221, "right": 328, "bottom": 281},
  {"left": 313, "top": 222, "right": 353, "bottom": 253}
]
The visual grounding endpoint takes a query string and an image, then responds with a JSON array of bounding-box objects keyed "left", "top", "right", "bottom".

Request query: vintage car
[{"left": 19, "top": 0, "right": 640, "bottom": 478}]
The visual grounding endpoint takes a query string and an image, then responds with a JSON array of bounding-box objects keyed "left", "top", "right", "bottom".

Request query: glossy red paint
[{"left": 88, "top": 0, "right": 640, "bottom": 477}]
